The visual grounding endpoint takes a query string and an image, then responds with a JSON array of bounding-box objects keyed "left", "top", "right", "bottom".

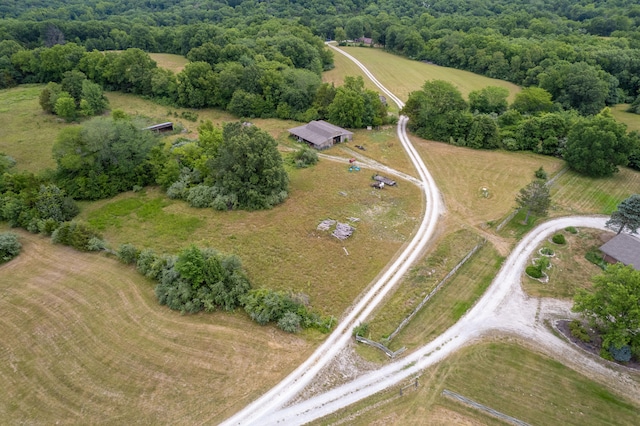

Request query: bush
[
  {"left": 535, "top": 166, "right": 547, "bottom": 180},
  {"left": 278, "top": 311, "right": 302, "bottom": 333},
  {"left": 0, "top": 232, "right": 21, "bottom": 263},
  {"left": 541, "top": 247, "right": 554, "bottom": 256},
  {"left": 526, "top": 265, "right": 543, "bottom": 278},
  {"left": 87, "top": 237, "right": 107, "bottom": 251},
  {"left": 569, "top": 319, "right": 591, "bottom": 343},
  {"left": 117, "top": 243, "right": 140, "bottom": 264},
  {"left": 290, "top": 146, "right": 319, "bottom": 168},
  {"left": 51, "top": 221, "right": 102, "bottom": 251},
  {"left": 585, "top": 248, "right": 607, "bottom": 269},
  {"left": 565, "top": 226, "right": 578, "bottom": 234},
  {"left": 552, "top": 233, "right": 566, "bottom": 244},
  {"left": 353, "top": 322, "right": 369, "bottom": 337},
  {"left": 187, "top": 184, "right": 217, "bottom": 208},
  {"left": 609, "top": 344, "right": 632, "bottom": 362}
]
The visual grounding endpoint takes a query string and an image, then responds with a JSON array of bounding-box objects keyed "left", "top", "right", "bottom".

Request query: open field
[
  {"left": 317, "top": 341, "right": 640, "bottom": 426},
  {"left": 80, "top": 159, "right": 423, "bottom": 318},
  {"left": 611, "top": 104, "right": 640, "bottom": 132},
  {"left": 413, "top": 138, "right": 566, "bottom": 228},
  {"left": 0, "top": 230, "right": 319, "bottom": 424},
  {"left": 522, "top": 228, "right": 612, "bottom": 300},
  {"left": 551, "top": 168, "right": 640, "bottom": 215},
  {"left": 148, "top": 53, "right": 189, "bottom": 74},
  {"left": 335, "top": 46, "right": 521, "bottom": 103},
  {"left": 0, "top": 85, "right": 67, "bottom": 172}
]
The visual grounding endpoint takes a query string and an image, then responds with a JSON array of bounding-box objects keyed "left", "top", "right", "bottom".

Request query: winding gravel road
[
  {"left": 223, "top": 46, "right": 639, "bottom": 425},
  {"left": 221, "top": 44, "right": 443, "bottom": 426}
]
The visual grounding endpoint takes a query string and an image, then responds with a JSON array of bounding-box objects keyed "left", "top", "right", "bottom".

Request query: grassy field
[
  {"left": 0, "top": 85, "right": 67, "bottom": 172},
  {"left": 317, "top": 341, "right": 640, "bottom": 425},
  {"left": 0, "top": 230, "right": 319, "bottom": 424},
  {"left": 611, "top": 104, "right": 640, "bottom": 132},
  {"left": 80, "top": 160, "right": 423, "bottom": 318},
  {"left": 521, "top": 228, "right": 612, "bottom": 300},
  {"left": 148, "top": 53, "right": 189, "bottom": 74},
  {"left": 334, "top": 46, "right": 521, "bottom": 103}
]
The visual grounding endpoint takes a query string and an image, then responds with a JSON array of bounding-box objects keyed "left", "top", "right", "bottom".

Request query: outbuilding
[
  {"left": 599, "top": 233, "right": 640, "bottom": 270},
  {"left": 288, "top": 120, "right": 353, "bottom": 150}
]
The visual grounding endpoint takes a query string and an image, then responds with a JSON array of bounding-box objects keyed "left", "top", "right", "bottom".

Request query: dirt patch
[{"left": 556, "top": 320, "right": 640, "bottom": 371}]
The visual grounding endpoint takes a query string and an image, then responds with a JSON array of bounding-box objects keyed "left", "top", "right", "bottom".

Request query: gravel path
[{"left": 220, "top": 42, "right": 443, "bottom": 426}]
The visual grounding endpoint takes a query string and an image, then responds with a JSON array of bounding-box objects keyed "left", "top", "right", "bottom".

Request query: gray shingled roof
[
  {"left": 288, "top": 120, "right": 353, "bottom": 146},
  {"left": 600, "top": 233, "right": 640, "bottom": 270}
]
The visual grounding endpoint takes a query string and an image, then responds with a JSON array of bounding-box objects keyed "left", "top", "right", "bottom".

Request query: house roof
[
  {"left": 600, "top": 233, "right": 640, "bottom": 270},
  {"left": 288, "top": 120, "right": 353, "bottom": 146}
]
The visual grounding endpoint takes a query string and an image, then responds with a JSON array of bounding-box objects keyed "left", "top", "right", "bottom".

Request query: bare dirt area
[{"left": 0, "top": 231, "right": 317, "bottom": 424}]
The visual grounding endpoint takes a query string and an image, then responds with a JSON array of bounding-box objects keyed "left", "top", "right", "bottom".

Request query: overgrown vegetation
[{"left": 0, "top": 231, "right": 21, "bottom": 263}]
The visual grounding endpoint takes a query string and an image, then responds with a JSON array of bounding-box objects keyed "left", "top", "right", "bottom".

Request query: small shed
[
  {"left": 144, "top": 122, "right": 174, "bottom": 133},
  {"left": 288, "top": 120, "right": 353, "bottom": 150},
  {"left": 599, "top": 233, "right": 640, "bottom": 270}
]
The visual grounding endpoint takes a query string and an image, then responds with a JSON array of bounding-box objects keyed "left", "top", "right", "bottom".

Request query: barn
[
  {"left": 288, "top": 120, "right": 353, "bottom": 150},
  {"left": 599, "top": 233, "right": 640, "bottom": 270}
]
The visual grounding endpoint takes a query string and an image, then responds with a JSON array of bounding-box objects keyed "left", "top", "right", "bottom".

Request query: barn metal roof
[
  {"left": 288, "top": 120, "right": 353, "bottom": 146},
  {"left": 600, "top": 233, "right": 640, "bottom": 270}
]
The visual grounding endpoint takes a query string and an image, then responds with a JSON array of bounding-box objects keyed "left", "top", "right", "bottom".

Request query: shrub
[
  {"left": 569, "top": 319, "right": 591, "bottom": 343},
  {"left": 535, "top": 166, "right": 548, "bottom": 180},
  {"left": 585, "top": 249, "right": 607, "bottom": 269},
  {"left": 38, "top": 218, "right": 59, "bottom": 236},
  {"left": 541, "top": 247, "right": 554, "bottom": 256},
  {"left": 565, "top": 226, "right": 578, "bottom": 234},
  {"left": 290, "top": 146, "right": 319, "bottom": 168},
  {"left": 353, "top": 322, "right": 369, "bottom": 337},
  {"left": 51, "top": 221, "right": 102, "bottom": 251},
  {"left": 278, "top": 311, "right": 302, "bottom": 333},
  {"left": 117, "top": 243, "right": 140, "bottom": 264},
  {"left": 187, "top": 184, "right": 217, "bottom": 208},
  {"left": 526, "top": 265, "right": 543, "bottom": 278},
  {"left": 609, "top": 345, "right": 632, "bottom": 362},
  {"left": 87, "top": 237, "right": 107, "bottom": 251},
  {"left": 0, "top": 232, "right": 21, "bottom": 263},
  {"left": 534, "top": 256, "right": 550, "bottom": 270},
  {"left": 552, "top": 233, "right": 566, "bottom": 244}
]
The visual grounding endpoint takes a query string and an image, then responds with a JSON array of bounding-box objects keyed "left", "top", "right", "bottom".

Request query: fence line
[
  {"left": 442, "top": 389, "right": 530, "bottom": 426},
  {"left": 384, "top": 240, "right": 486, "bottom": 343},
  {"left": 354, "top": 335, "right": 406, "bottom": 358}
]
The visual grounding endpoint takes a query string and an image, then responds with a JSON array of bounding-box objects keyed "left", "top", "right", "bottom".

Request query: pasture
[
  {"left": 334, "top": 46, "right": 521, "bottom": 103},
  {"left": 148, "top": 53, "right": 189, "bottom": 74},
  {"left": 316, "top": 341, "right": 640, "bottom": 425},
  {"left": 0, "top": 230, "right": 319, "bottom": 424}
]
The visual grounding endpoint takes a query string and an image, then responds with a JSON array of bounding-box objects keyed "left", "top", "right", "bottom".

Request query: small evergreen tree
[
  {"left": 515, "top": 179, "right": 551, "bottom": 224},
  {"left": 606, "top": 194, "right": 640, "bottom": 234}
]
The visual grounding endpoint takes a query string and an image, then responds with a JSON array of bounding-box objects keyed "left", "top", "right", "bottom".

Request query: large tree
[
  {"left": 210, "top": 122, "right": 289, "bottom": 210},
  {"left": 573, "top": 264, "right": 640, "bottom": 354},
  {"left": 53, "top": 116, "right": 159, "bottom": 199},
  {"left": 564, "top": 110, "right": 633, "bottom": 177},
  {"left": 469, "top": 86, "right": 509, "bottom": 114},
  {"left": 606, "top": 194, "right": 640, "bottom": 235},
  {"left": 510, "top": 87, "right": 553, "bottom": 115},
  {"left": 515, "top": 179, "right": 550, "bottom": 224}
]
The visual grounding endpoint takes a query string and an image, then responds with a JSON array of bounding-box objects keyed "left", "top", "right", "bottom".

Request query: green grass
[
  {"left": 316, "top": 341, "right": 640, "bottom": 426},
  {"left": 79, "top": 161, "right": 423, "bottom": 318},
  {"left": 522, "top": 228, "right": 611, "bottom": 299},
  {"left": 0, "top": 85, "right": 69, "bottom": 172},
  {"left": 148, "top": 53, "right": 189, "bottom": 74},
  {"left": 551, "top": 168, "right": 640, "bottom": 215},
  {"left": 611, "top": 104, "right": 640, "bottom": 132},
  {"left": 365, "top": 229, "right": 484, "bottom": 342},
  {"left": 334, "top": 46, "right": 521, "bottom": 103}
]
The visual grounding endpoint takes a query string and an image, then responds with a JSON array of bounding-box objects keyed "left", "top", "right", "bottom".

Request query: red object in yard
[{"left": 349, "top": 158, "right": 356, "bottom": 163}]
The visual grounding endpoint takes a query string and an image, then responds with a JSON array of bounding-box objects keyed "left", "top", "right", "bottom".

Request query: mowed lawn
[
  {"left": 316, "top": 341, "right": 640, "bottom": 426},
  {"left": 333, "top": 46, "right": 521, "bottom": 103},
  {"left": 0, "top": 230, "right": 319, "bottom": 424}
]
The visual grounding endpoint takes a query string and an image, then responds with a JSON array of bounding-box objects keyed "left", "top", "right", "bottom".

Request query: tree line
[{"left": 403, "top": 80, "right": 640, "bottom": 178}]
